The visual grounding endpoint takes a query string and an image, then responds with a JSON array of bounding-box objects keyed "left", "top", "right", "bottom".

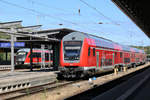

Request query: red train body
[
  {"left": 16, "top": 48, "right": 53, "bottom": 67},
  {"left": 59, "top": 32, "right": 146, "bottom": 78}
]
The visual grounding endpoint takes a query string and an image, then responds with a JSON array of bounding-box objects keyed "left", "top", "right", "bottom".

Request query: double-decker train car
[
  {"left": 15, "top": 48, "right": 53, "bottom": 67},
  {"left": 59, "top": 32, "right": 146, "bottom": 78}
]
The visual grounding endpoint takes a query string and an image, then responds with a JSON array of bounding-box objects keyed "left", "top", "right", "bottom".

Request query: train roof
[
  {"left": 86, "top": 33, "right": 145, "bottom": 53},
  {"left": 63, "top": 32, "right": 145, "bottom": 53},
  {"left": 85, "top": 33, "right": 115, "bottom": 50}
]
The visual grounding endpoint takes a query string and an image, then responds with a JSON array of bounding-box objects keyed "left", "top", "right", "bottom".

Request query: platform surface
[
  {"left": 0, "top": 69, "right": 57, "bottom": 93},
  {"left": 0, "top": 70, "right": 56, "bottom": 83}
]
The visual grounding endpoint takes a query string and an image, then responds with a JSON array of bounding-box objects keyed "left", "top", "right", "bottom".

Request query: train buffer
[{"left": 0, "top": 70, "right": 57, "bottom": 94}]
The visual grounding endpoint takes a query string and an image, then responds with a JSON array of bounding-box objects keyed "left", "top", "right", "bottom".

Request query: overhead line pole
[{"left": 10, "top": 28, "right": 15, "bottom": 72}]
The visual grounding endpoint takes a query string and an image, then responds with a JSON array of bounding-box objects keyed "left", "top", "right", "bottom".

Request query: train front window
[
  {"left": 17, "top": 52, "right": 27, "bottom": 56},
  {"left": 64, "top": 41, "right": 82, "bottom": 60},
  {"left": 16, "top": 51, "right": 27, "bottom": 61}
]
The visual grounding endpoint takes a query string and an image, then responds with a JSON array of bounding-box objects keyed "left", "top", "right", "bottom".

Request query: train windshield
[
  {"left": 64, "top": 41, "right": 82, "bottom": 60},
  {"left": 17, "top": 52, "right": 26, "bottom": 55},
  {"left": 16, "top": 51, "right": 27, "bottom": 58}
]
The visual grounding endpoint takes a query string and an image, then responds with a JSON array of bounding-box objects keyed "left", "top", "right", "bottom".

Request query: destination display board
[{"left": 63, "top": 41, "right": 82, "bottom": 45}]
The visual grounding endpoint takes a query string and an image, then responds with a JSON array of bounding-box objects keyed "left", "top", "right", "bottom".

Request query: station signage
[{"left": 0, "top": 42, "right": 25, "bottom": 48}]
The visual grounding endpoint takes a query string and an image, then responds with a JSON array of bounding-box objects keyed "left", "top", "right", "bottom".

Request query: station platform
[{"left": 0, "top": 70, "right": 57, "bottom": 93}]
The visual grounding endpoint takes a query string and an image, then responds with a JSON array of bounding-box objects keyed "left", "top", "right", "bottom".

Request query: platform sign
[
  {"left": 14, "top": 42, "right": 25, "bottom": 47},
  {"left": 0, "top": 43, "right": 10, "bottom": 48},
  {"left": 0, "top": 42, "right": 25, "bottom": 48}
]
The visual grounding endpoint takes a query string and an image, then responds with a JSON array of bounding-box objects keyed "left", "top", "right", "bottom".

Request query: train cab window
[
  {"left": 17, "top": 52, "right": 26, "bottom": 56},
  {"left": 63, "top": 41, "right": 82, "bottom": 60},
  {"left": 93, "top": 48, "right": 95, "bottom": 56},
  {"left": 120, "top": 52, "right": 122, "bottom": 58},
  {"left": 16, "top": 51, "right": 28, "bottom": 60},
  {"left": 88, "top": 47, "right": 90, "bottom": 56}
]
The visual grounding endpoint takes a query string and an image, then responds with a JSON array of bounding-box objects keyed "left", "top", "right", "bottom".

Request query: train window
[
  {"left": 17, "top": 52, "right": 26, "bottom": 55},
  {"left": 32, "top": 53, "right": 37, "bottom": 58},
  {"left": 93, "top": 48, "right": 95, "bottom": 56},
  {"left": 45, "top": 53, "right": 49, "bottom": 61},
  {"left": 50, "top": 53, "right": 53, "bottom": 60},
  {"left": 29, "top": 53, "right": 41, "bottom": 58},
  {"left": 132, "top": 54, "right": 134, "bottom": 58},
  {"left": 88, "top": 47, "right": 90, "bottom": 56},
  {"left": 120, "top": 52, "right": 122, "bottom": 58},
  {"left": 124, "top": 58, "right": 130, "bottom": 63},
  {"left": 36, "top": 53, "right": 41, "bottom": 58}
]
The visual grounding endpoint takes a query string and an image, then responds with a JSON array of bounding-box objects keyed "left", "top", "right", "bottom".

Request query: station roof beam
[
  {"left": 16, "top": 25, "right": 42, "bottom": 33},
  {"left": 35, "top": 28, "right": 77, "bottom": 40},
  {"left": 0, "top": 27, "right": 59, "bottom": 42},
  {"left": 112, "top": 0, "right": 150, "bottom": 38},
  {"left": 0, "top": 21, "right": 22, "bottom": 28}
]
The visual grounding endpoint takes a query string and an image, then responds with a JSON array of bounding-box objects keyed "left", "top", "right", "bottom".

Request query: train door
[
  {"left": 101, "top": 51, "right": 105, "bottom": 67},
  {"left": 96, "top": 52, "right": 99, "bottom": 68},
  {"left": 114, "top": 52, "right": 119, "bottom": 64},
  {"left": 113, "top": 52, "right": 115, "bottom": 65},
  {"left": 48, "top": 52, "right": 51, "bottom": 67},
  {"left": 119, "top": 52, "right": 123, "bottom": 64}
]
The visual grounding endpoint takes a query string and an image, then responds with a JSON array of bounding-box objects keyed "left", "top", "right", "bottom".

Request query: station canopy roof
[
  {"left": 17, "top": 28, "right": 77, "bottom": 42},
  {"left": 31, "top": 28, "right": 76, "bottom": 39},
  {"left": 112, "top": 0, "right": 150, "bottom": 38},
  {"left": 0, "top": 21, "right": 77, "bottom": 42},
  {"left": 0, "top": 21, "right": 42, "bottom": 41}
]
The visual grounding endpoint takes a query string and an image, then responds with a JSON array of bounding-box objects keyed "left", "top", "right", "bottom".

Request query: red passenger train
[
  {"left": 59, "top": 32, "right": 146, "bottom": 78},
  {"left": 15, "top": 48, "right": 53, "bottom": 67}
]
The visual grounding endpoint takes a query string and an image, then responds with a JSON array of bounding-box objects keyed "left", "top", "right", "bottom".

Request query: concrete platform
[{"left": 0, "top": 70, "right": 57, "bottom": 93}]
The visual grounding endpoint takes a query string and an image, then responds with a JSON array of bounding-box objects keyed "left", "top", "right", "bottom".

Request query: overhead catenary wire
[
  {"left": 80, "top": 0, "right": 139, "bottom": 45},
  {"left": 27, "top": 0, "right": 75, "bottom": 14},
  {"left": 79, "top": 0, "right": 119, "bottom": 25},
  {"left": 0, "top": 0, "right": 78, "bottom": 25},
  {"left": 0, "top": 0, "right": 110, "bottom": 35},
  {"left": 26, "top": 0, "right": 147, "bottom": 46},
  {"left": 26, "top": 0, "right": 103, "bottom": 25},
  {"left": 0, "top": 0, "right": 98, "bottom": 27}
]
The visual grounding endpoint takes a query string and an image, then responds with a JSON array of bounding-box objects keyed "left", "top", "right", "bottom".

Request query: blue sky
[{"left": 0, "top": 0, "right": 150, "bottom": 46}]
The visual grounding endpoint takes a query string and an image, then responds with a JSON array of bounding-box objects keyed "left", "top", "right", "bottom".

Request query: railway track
[{"left": 0, "top": 79, "right": 80, "bottom": 100}]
